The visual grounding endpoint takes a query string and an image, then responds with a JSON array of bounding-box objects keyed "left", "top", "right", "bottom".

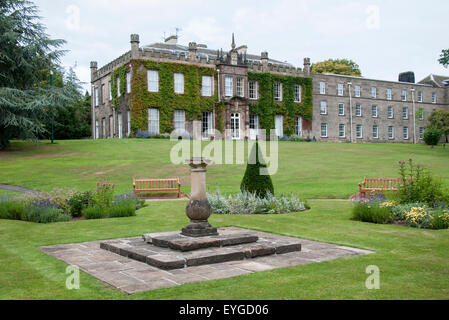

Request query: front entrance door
[{"left": 231, "top": 113, "right": 240, "bottom": 140}]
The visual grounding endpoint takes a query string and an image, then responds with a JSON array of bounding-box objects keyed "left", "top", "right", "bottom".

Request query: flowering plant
[{"left": 92, "top": 179, "right": 115, "bottom": 209}]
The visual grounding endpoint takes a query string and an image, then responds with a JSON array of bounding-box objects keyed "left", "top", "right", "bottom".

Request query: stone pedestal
[{"left": 182, "top": 158, "right": 218, "bottom": 237}]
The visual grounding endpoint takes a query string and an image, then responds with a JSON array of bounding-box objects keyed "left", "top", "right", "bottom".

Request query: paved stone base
[
  {"left": 101, "top": 229, "right": 300, "bottom": 270},
  {"left": 40, "top": 227, "right": 374, "bottom": 295},
  {"left": 143, "top": 230, "right": 259, "bottom": 251}
]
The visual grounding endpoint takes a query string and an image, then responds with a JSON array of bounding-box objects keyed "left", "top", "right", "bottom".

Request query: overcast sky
[{"left": 35, "top": 0, "right": 449, "bottom": 93}]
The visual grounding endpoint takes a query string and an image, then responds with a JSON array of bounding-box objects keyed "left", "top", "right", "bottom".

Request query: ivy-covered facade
[
  {"left": 90, "top": 34, "right": 314, "bottom": 141},
  {"left": 90, "top": 34, "right": 448, "bottom": 143}
]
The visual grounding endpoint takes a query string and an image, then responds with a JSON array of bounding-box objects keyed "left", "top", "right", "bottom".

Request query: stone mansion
[{"left": 90, "top": 34, "right": 449, "bottom": 143}]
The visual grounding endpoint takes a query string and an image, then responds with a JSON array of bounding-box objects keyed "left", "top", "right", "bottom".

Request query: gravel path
[{"left": 0, "top": 184, "right": 39, "bottom": 194}]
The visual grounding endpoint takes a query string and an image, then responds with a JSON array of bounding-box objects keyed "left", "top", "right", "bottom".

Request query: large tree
[
  {"left": 428, "top": 110, "right": 449, "bottom": 143},
  {"left": 311, "top": 59, "right": 362, "bottom": 77},
  {"left": 439, "top": 49, "right": 449, "bottom": 68},
  {"left": 0, "top": 0, "right": 77, "bottom": 149}
]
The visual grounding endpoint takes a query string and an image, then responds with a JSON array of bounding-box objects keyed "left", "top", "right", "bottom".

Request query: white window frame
[
  {"left": 294, "top": 84, "right": 302, "bottom": 102},
  {"left": 419, "top": 127, "right": 424, "bottom": 140},
  {"left": 321, "top": 123, "right": 328, "bottom": 138},
  {"left": 201, "top": 76, "right": 212, "bottom": 97},
  {"left": 339, "top": 124, "right": 346, "bottom": 138},
  {"left": 337, "top": 83, "right": 344, "bottom": 96},
  {"left": 274, "top": 82, "right": 283, "bottom": 102},
  {"left": 320, "top": 101, "right": 327, "bottom": 115},
  {"left": 295, "top": 116, "right": 303, "bottom": 136},
  {"left": 174, "top": 110, "right": 186, "bottom": 131},
  {"left": 174, "top": 73, "right": 184, "bottom": 94},
  {"left": 356, "top": 125, "right": 363, "bottom": 139},
  {"left": 95, "top": 120, "right": 99, "bottom": 139},
  {"left": 320, "top": 82, "right": 326, "bottom": 95},
  {"left": 249, "top": 81, "right": 258, "bottom": 100},
  {"left": 116, "top": 77, "right": 121, "bottom": 97},
  {"left": 225, "top": 76, "right": 233, "bottom": 97},
  {"left": 373, "top": 125, "right": 379, "bottom": 139},
  {"left": 372, "top": 105, "right": 378, "bottom": 118},
  {"left": 371, "top": 87, "right": 377, "bottom": 99},
  {"left": 101, "top": 84, "right": 105, "bottom": 104},
  {"left": 403, "top": 127, "right": 409, "bottom": 140},
  {"left": 388, "top": 106, "right": 394, "bottom": 119},
  {"left": 231, "top": 113, "right": 241, "bottom": 140},
  {"left": 236, "top": 77, "right": 244, "bottom": 97},
  {"left": 117, "top": 112, "right": 123, "bottom": 139},
  {"left": 356, "top": 104, "right": 362, "bottom": 117},
  {"left": 432, "top": 93, "right": 437, "bottom": 104},
  {"left": 275, "top": 115, "right": 284, "bottom": 137},
  {"left": 355, "top": 85, "right": 361, "bottom": 98},
  {"left": 338, "top": 103, "right": 345, "bottom": 116},
  {"left": 403, "top": 107, "right": 409, "bottom": 120},
  {"left": 94, "top": 87, "right": 99, "bottom": 107},
  {"left": 249, "top": 114, "right": 259, "bottom": 140},
  {"left": 401, "top": 90, "right": 407, "bottom": 101},
  {"left": 147, "top": 70, "right": 159, "bottom": 93},
  {"left": 386, "top": 88, "right": 392, "bottom": 100},
  {"left": 417, "top": 91, "right": 423, "bottom": 102},
  {"left": 202, "top": 111, "right": 214, "bottom": 138},
  {"left": 388, "top": 126, "right": 394, "bottom": 140},
  {"left": 148, "top": 108, "right": 160, "bottom": 135},
  {"left": 126, "top": 72, "right": 131, "bottom": 94},
  {"left": 108, "top": 81, "right": 112, "bottom": 101},
  {"left": 127, "top": 110, "right": 131, "bottom": 137}
]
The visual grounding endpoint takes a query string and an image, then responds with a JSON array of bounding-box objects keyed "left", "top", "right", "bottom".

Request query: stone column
[{"left": 182, "top": 158, "right": 218, "bottom": 237}]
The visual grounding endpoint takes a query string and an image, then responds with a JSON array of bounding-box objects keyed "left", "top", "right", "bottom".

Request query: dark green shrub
[
  {"left": 23, "top": 206, "right": 69, "bottom": 223},
  {"left": 423, "top": 126, "right": 442, "bottom": 146},
  {"left": 82, "top": 206, "right": 107, "bottom": 220},
  {"left": 240, "top": 142, "right": 274, "bottom": 198},
  {"left": 0, "top": 200, "right": 27, "bottom": 220},
  {"left": 352, "top": 202, "right": 393, "bottom": 224},
  {"left": 107, "top": 203, "right": 136, "bottom": 218},
  {"left": 68, "top": 191, "right": 92, "bottom": 217}
]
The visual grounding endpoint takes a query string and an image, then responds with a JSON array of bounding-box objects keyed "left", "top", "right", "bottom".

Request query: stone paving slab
[{"left": 40, "top": 227, "right": 374, "bottom": 295}]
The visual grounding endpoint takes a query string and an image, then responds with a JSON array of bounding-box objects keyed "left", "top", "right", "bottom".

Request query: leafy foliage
[
  {"left": 438, "top": 49, "right": 449, "bottom": 68},
  {"left": 0, "top": 0, "right": 79, "bottom": 149},
  {"left": 248, "top": 72, "right": 313, "bottom": 133},
  {"left": 240, "top": 142, "right": 274, "bottom": 198},
  {"left": 423, "top": 126, "right": 442, "bottom": 146},
  {"left": 352, "top": 201, "right": 393, "bottom": 224},
  {"left": 428, "top": 110, "right": 449, "bottom": 142},
  {"left": 207, "top": 191, "right": 307, "bottom": 215},
  {"left": 397, "top": 159, "right": 447, "bottom": 205},
  {"left": 127, "top": 60, "right": 217, "bottom": 135},
  {"left": 311, "top": 59, "right": 362, "bottom": 76}
]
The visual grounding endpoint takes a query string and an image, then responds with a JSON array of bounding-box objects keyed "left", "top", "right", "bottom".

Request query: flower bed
[
  {"left": 207, "top": 191, "right": 309, "bottom": 215},
  {"left": 0, "top": 180, "right": 146, "bottom": 223},
  {"left": 352, "top": 197, "right": 449, "bottom": 230}
]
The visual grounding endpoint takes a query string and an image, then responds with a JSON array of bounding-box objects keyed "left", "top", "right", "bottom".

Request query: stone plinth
[
  {"left": 182, "top": 158, "right": 218, "bottom": 237},
  {"left": 101, "top": 228, "right": 302, "bottom": 270}
]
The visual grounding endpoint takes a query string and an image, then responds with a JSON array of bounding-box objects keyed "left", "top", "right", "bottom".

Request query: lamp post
[
  {"left": 411, "top": 88, "right": 416, "bottom": 144},
  {"left": 347, "top": 82, "right": 353, "bottom": 143},
  {"left": 50, "top": 70, "right": 54, "bottom": 144}
]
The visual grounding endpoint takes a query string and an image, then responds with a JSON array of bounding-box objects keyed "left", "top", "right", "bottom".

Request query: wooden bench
[
  {"left": 133, "top": 178, "right": 181, "bottom": 198},
  {"left": 359, "top": 177, "right": 401, "bottom": 197}
]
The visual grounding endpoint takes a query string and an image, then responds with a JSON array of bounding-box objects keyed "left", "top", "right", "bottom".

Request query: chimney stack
[
  {"left": 303, "top": 58, "right": 311, "bottom": 76},
  {"left": 261, "top": 52, "right": 268, "bottom": 72},
  {"left": 189, "top": 42, "right": 198, "bottom": 62},
  {"left": 90, "top": 61, "right": 98, "bottom": 82},
  {"left": 130, "top": 34, "right": 140, "bottom": 58}
]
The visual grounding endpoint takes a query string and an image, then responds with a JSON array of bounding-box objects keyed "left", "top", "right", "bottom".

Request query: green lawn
[
  {"left": 0, "top": 140, "right": 448, "bottom": 300},
  {"left": 1, "top": 139, "right": 448, "bottom": 198}
]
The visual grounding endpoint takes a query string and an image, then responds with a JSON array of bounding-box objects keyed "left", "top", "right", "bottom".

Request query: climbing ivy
[
  {"left": 110, "top": 65, "right": 127, "bottom": 109},
  {"left": 215, "top": 102, "right": 225, "bottom": 133},
  {"left": 128, "top": 60, "right": 217, "bottom": 134},
  {"left": 248, "top": 72, "right": 313, "bottom": 135}
]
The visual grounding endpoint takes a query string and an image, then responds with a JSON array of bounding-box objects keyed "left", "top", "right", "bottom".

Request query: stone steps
[{"left": 100, "top": 230, "right": 302, "bottom": 270}]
